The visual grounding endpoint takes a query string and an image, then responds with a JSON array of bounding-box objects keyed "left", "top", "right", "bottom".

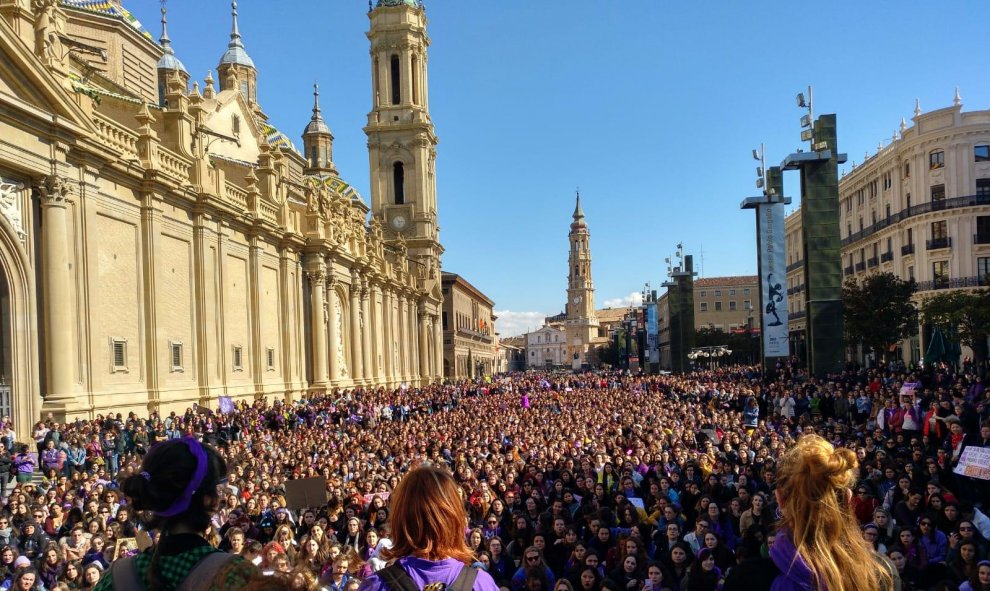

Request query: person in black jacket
[{"left": 0, "top": 443, "right": 12, "bottom": 501}]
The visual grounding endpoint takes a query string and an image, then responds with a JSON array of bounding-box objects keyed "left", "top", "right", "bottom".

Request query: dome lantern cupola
[
  {"left": 217, "top": 1, "right": 258, "bottom": 106},
  {"left": 302, "top": 83, "right": 337, "bottom": 175}
]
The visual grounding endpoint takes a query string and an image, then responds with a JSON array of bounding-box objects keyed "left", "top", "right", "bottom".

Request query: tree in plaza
[
  {"left": 843, "top": 272, "right": 918, "bottom": 362},
  {"left": 920, "top": 289, "right": 990, "bottom": 371}
]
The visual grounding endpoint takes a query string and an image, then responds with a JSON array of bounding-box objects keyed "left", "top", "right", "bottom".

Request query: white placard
[{"left": 954, "top": 447, "right": 990, "bottom": 481}]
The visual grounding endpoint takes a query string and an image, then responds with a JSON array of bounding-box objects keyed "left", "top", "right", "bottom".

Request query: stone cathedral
[{"left": 0, "top": 0, "right": 444, "bottom": 437}]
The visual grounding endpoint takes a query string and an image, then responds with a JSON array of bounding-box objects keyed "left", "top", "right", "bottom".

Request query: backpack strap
[
  {"left": 176, "top": 552, "right": 239, "bottom": 591},
  {"left": 380, "top": 563, "right": 423, "bottom": 591},
  {"left": 450, "top": 566, "right": 478, "bottom": 591},
  {"left": 110, "top": 556, "right": 145, "bottom": 591}
]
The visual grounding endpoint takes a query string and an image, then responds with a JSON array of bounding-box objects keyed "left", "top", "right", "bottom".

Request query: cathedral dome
[{"left": 304, "top": 118, "right": 331, "bottom": 135}]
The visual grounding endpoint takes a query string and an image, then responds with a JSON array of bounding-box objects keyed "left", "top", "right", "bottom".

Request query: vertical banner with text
[
  {"left": 758, "top": 203, "right": 789, "bottom": 357},
  {"left": 646, "top": 302, "right": 659, "bottom": 364}
]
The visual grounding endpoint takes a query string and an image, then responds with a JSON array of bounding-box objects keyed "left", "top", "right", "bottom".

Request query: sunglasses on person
[
  {"left": 919, "top": 522, "right": 931, "bottom": 527},
  {"left": 526, "top": 555, "right": 540, "bottom": 563}
]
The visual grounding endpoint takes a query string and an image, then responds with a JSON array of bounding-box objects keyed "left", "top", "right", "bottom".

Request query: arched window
[
  {"left": 390, "top": 55, "right": 401, "bottom": 105},
  {"left": 310, "top": 146, "right": 318, "bottom": 168},
  {"left": 393, "top": 162, "right": 405, "bottom": 204}
]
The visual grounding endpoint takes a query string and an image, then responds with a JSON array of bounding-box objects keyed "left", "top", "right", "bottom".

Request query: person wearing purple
[
  {"left": 722, "top": 436, "right": 899, "bottom": 591},
  {"left": 359, "top": 464, "right": 499, "bottom": 591}
]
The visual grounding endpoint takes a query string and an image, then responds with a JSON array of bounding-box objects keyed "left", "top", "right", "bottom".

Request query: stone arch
[{"left": 0, "top": 209, "right": 40, "bottom": 440}]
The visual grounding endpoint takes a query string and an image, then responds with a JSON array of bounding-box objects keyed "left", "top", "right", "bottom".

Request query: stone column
[
  {"left": 381, "top": 287, "right": 392, "bottom": 383},
  {"left": 305, "top": 265, "right": 328, "bottom": 387},
  {"left": 360, "top": 278, "right": 372, "bottom": 385},
  {"left": 349, "top": 270, "right": 364, "bottom": 383},
  {"left": 326, "top": 272, "right": 340, "bottom": 383},
  {"left": 396, "top": 291, "right": 408, "bottom": 382},
  {"left": 37, "top": 176, "right": 74, "bottom": 405},
  {"left": 408, "top": 296, "right": 419, "bottom": 382},
  {"left": 433, "top": 314, "right": 443, "bottom": 380},
  {"left": 371, "top": 283, "right": 383, "bottom": 382},
  {"left": 418, "top": 302, "right": 429, "bottom": 381}
]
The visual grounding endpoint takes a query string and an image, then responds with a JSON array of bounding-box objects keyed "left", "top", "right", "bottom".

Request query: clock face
[
  {"left": 391, "top": 215, "right": 407, "bottom": 230},
  {"left": 572, "top": 296, "right": 581, "bottom": 304}
]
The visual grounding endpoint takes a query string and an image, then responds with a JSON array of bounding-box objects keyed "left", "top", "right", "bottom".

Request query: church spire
[
  {"left": 303, "top": 83, "right": 336, "bottom": 175},
  {"left": 219, "top": 1, "right": 255, "bottom": 69},
  {"left": 156, "top": 0, "right": 187, "bottom": 74},
  {"left": 573, "top": 190, "right": 585, "bottom": 221}
]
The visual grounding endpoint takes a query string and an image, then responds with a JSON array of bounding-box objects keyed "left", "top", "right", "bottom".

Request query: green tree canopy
[
  {"left": 843, "top": 272, "right": 918, "bottom": 360},
  {"left": 921, "top": 289, "right": 990, "bottom": 369}
]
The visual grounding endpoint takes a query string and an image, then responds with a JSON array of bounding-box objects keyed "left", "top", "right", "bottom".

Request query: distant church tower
[
  {"left": 566, "top": 193, "right": 599, "bottom": 369},
  {"left": 364, "top": 0, "right": 442, "bottom": 265}
]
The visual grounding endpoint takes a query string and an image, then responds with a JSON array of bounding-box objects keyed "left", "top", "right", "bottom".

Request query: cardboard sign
[
  {"left": 135, "top": 530, "right": 153, "bottom": 551},
  {"left": 284, "top": 477, "right": 329, "bottom": 510},
  {"left": 954, "top": 446, "right": 990, "bottom": 481}
]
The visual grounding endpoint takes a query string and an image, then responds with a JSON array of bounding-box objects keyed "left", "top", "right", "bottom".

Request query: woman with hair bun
[
  {"left": 93, "top": 437, "right": 259, "bottom": 591},
  {"left": 723, "top": 435, "right": 899, "bottom": 591},
  {"left": 358, "top": 464, "right": 499, "bottom": 591}
]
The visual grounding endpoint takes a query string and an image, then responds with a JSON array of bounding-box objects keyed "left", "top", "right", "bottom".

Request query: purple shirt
[{"left": 358, "top": 557, "right": 499, "bottom": 591}]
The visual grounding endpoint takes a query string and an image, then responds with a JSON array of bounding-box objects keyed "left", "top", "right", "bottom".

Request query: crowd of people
[{"left": 0, "top": 360, "right": 985, "bottom": 591}]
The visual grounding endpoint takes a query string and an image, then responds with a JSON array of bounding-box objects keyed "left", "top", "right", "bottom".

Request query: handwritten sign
[{"left": 954, "top": 447, "right": 990, "bottom": 481}]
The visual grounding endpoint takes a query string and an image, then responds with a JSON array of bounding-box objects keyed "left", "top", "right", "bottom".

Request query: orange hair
[
  {"left": 775, "top": 435, "right": 892, "bottom": 591},
  {"left": 383, "top": 465, "right": 474, "bottom": 564}
]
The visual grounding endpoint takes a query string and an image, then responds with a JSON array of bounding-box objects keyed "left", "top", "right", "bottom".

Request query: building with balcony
[
  {"left": 441, "top": 273, "right": 496, "bottom": 379},
  {"left": 786, "top": 94, "right": 990, "bottom": 364}
]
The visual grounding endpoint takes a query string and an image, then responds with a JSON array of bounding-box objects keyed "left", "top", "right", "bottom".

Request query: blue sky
[{"left": 129, "top": 1, "right": 990, "bottom": 337}]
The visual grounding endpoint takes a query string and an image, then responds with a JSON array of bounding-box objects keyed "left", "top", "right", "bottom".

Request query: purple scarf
[{"left": 770, "top": 530, "right": 821, "bottom": 591}]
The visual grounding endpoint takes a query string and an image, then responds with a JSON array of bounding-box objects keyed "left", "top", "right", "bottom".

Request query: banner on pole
[
  {"left": 646, "top": 302, "right": 659, "bottom": 364},
  {"left": 758, "top": 203, "right": 788, "bottom": 357}
]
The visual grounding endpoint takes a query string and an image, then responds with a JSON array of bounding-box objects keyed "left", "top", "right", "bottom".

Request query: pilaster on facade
[{"left": 36, "top": 175, "right": 77, "bottom": 412}]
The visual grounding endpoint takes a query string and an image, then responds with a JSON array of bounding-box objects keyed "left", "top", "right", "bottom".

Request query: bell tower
[
  {"left": 364, "top": 0, "right": 441, "bottom": 261},
  {"left": 566, "top": 193, "right": 599, "bottom": 368}
]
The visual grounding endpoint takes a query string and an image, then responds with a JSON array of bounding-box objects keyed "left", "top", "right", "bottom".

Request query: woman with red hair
[{"left": 358, "top": 464, "right": 499, "bottom": 591}]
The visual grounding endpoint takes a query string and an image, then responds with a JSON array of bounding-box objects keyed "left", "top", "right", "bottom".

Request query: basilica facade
[{"left": 0, "top": 0, "right": 444, "bottom": 435}]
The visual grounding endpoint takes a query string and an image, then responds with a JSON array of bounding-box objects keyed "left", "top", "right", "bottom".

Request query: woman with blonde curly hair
[
  {"left": 723, "top": 435, "right": 898, "bottom": 591},
  {"left": 358, "top": 464, "right": 499, "bottom": 591}
]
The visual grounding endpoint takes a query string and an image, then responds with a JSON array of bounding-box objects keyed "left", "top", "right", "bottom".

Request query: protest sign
[
  {"left": 284, "top": 477, "right": 329, "bottom": 509},
  {"left": 954, "top": 447, "right": 990, "bottom": 481}
]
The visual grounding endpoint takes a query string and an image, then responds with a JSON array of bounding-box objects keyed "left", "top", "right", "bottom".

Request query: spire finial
[
  {"left": 313, "top": 83, "right": 321, "bottom": 116},
  {"left": 900, "top": 117, "right": 907, "bottom": 134},
  {"left": 954, "top": 86, "right": 962, "bottom": 107},
  {"left": 160, "top": 0, "right": 171, "bottom": 48},
  {"left": 230, "top": 1, "right": 241, "bottom": 46},
  {"left": 914, "top": 98, "right": 922, "bottom": 117},
  {"left": 572, "top": 189, "right": 585, "bottom": 220}
]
